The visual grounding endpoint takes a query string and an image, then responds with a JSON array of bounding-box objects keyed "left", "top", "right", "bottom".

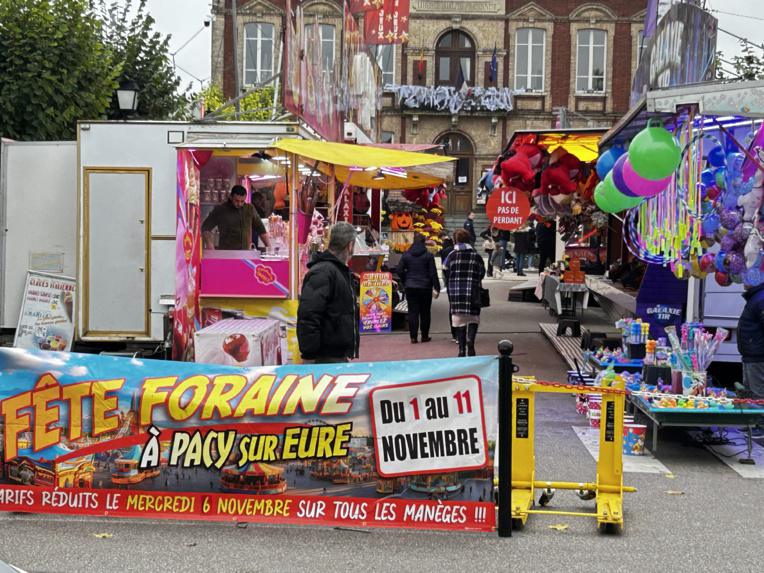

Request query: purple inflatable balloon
[
  {"left": 611, "top": 154, "right": 640, "bottom": 197},
  {"left": 729, "top": 252, "right": 747, "bottom": 275},
  {"left": 622, "top": 158, "right": 672, "bottom": 197},
  {"left": 720, "top": 209, "right": 742, "bottom": 231},
  {"left": 720, "top": 234, "right": 738, "bottom": 253}
]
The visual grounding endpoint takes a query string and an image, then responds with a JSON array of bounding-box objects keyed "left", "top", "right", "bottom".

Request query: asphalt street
[{"left": 1, "top": 277, "right": 762, "bottom": 573}]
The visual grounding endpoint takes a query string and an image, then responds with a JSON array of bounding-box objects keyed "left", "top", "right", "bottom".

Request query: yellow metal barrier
[{"left": 497, "top": 375, "right": 636, "bottom": 534}]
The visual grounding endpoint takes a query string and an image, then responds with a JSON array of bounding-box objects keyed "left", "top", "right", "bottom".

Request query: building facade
[{"left": 211, "top": 0, "right": 647, "bottom": 218}]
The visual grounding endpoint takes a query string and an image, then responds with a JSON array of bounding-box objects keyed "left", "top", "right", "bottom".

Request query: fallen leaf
[
  {"left": 93, "top": 533, "right": 113, "bottom": 539},
  {"left": 664, "top": 490, "right": 685, "bottom": 495},
  {"left": 664, "top": 473, "right": 677, "bottom": 479},
  {"left": 548, "top": 523, "right": 569, "bottom": 531}
]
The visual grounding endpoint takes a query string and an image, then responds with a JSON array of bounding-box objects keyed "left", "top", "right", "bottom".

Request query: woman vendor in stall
[{"left": 202, "top": 185, "right": 271, "bottom": 250}]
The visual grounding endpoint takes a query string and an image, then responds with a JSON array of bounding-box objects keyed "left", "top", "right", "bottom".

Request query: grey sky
[{"left": 143, "top": 0, "right": 763, "bottom": 91}]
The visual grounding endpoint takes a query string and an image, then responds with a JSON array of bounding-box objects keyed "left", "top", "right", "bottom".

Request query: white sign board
[
  {"left": 370, "top": 376, "right": 488, "bottom": 477},
  {"left": 14, "top": 271, "right": 76, "bottom": 351}
]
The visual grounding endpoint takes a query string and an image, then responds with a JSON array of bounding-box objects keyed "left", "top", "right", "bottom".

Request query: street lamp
[{"left": 116, "top": 78, "right": 139, "bottom": 117}]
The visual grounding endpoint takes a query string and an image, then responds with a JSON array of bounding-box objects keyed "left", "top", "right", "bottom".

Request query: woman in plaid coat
[{"left": 443, "top": 229, "right": 486, "bottom": 357}]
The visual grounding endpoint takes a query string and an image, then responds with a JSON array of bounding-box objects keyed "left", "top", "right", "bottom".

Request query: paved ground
[{"left": 1, "top": 276, "right": 762, "bottom": 573}]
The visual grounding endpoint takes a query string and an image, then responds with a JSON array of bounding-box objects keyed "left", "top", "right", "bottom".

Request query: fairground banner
[{"left": 0, "top": 350, "right": 497, "bottom": 531}]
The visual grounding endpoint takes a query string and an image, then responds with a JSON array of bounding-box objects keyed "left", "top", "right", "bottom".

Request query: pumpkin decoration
[{"left": 390, "top": 211, "right": 414, "bottom": 231}]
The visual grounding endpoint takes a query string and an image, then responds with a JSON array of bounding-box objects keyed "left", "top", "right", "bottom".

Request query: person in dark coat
[
  {"left": 512, "top": 226, "right": 532, "bottom": 276},
  {"left": 440, "top": 237, "right": 458, "bottom": 342},
  {"left": 737, "top": 283, "right": 764, "bottom": 399},
  {"left": 463, "top": 211, "right": 476, "bottom": 244},
  {"left": 399, "top": 234, "right": 441, "bottom": 343},
  {"left": 444, "top": 229, "right": 485, "bottom": 357},
  {"left": 535, "top": 218, "right": 557, "bottom": 272},
  {"left": 297, "top": 222, "right": 360, "bottom": 363}
]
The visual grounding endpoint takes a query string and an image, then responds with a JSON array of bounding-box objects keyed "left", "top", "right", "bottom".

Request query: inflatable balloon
[
  {"left": 611, "top": 154, "right": 639, "bottom": 197},
  {"left": 701, "top": 169, "right": 716, "bottom": 188},
  {"left": 715, "top": 167, "right": 726, "bottom": 189},
  {"left": 720, "top": 234, "right": 738, "bottom": 253},
  {"left": 729, "top": 252, "right": 747, "bottom": 275},
  {"left": 594, "top": 175, "right": 643, "bottom": 213},
  {"left": 700, "top": 252, "right": 716, "bottom": 272},
  {"left": 720, "top": 209, "right": 742, "bottom": 230},
  {"left": 707, "top": 145, "right": 726, "bottom": 168},
  {"left": 705, "top": 185, "right": 721, "bottom": 201},
  {"left": 715, "top": 251, "right": 729, "bottom": 272},
  {"left": 622, "top": 158, "right": 672, "bottom": 197},
  {"left": 715, "top": 272, "right": 732, "bottom": 287},
  {"left": 702, "top": 214, "right": 720, "bottom": 236},
  {"left": 628, "top": 120, "right": 681, "bottom": 181},
  {"left": 596, "top": 146, "right": 624, "bottom": 180}
]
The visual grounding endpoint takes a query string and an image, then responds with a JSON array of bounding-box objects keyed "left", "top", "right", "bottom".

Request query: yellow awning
[
  {"left": 272, "top": 139, "right": 456, "bottom": 190},
  {"left": 273, "top": 139, "right": 456, "bottom": 168}
]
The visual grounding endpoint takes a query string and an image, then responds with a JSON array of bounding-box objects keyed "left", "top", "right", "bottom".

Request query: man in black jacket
[
  {"left": 297, "top": 222, "right": 360, "bottom": 363},
  {"left": 738, "top": 283, "right": 764, "bottom": 399}
]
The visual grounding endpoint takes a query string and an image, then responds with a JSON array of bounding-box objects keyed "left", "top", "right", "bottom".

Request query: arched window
[
  {"left": 244, "top": 23, "right": 275, "bottom": 85},
  {"left": 435, "top": 31, "right": 475, "bottom": 88}
]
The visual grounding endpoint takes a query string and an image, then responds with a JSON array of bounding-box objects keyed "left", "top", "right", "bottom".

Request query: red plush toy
[
  {"left": 514, "top": 144, "right": 544, "bottom": 169},
  {"left": 540, "top": 164, "right": 577, "bottom": 195},
  {"left": 500, "top": 153, "right": 534, "bottom": 186}
]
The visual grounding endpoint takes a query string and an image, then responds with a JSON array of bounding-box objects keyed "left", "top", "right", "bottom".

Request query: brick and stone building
[{"left": 211, "top": 0, "right": 647, "bottom": 218}]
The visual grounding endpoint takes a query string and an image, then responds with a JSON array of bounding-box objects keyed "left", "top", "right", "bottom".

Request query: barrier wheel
[
  {"left": 511, "top": 518, "right": 525, "bottom": 531},
  {"left": 598, "top": 522, "right": 621, "bottom": 535}
]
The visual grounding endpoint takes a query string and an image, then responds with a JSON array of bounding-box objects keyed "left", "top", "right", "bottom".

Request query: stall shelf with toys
[{"left": 582, "top": 318, "right": 764, "bottom": 452}]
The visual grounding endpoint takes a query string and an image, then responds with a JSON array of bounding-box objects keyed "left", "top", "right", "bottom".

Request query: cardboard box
[{"left": 194, "top": 318, "right": 282, "bottom": 367}]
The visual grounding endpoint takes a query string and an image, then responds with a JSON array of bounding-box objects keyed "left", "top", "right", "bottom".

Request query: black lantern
[{"left": 116, "top": 78, "right": 139, "bottom": 116}]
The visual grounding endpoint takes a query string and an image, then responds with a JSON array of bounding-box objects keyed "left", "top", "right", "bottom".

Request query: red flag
[
  {"left": 364, "top": 0, "right": 409, "bottom": 45},
  {"left": 349, "top": 0, "right": 380, "bottom": 12}
]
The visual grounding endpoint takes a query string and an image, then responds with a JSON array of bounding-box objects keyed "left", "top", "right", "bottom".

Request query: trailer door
[{"left": 82, "top": 168, "right": 151, "bottom": 337}]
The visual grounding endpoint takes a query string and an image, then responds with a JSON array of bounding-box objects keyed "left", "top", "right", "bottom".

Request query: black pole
[{"left": 498, "top": 339, "right": 514, "bottom": 537}]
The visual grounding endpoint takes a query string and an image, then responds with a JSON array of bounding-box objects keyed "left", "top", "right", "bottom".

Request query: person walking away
[
  {"left": 512, "top": 225, "right": 531, "bottom": 276},
  {"left": 202, "top": 185, "right": 271, "bottom": 250},
  {"left": 463, "top": 211, "right": 477, "bottom": 244},
  {"left": 536, "top": 218, "right": 557, "bottom": 273},
  {"left": 399, "top": 234, "right": 441, "bottom": 343},
  {"left": 297, "top": 222, "right": 360, "bottom": 363},
  {"left": 495, "top": 229, "right": 511, "bottom": 271},
  {"left": 444, "top": 229, "right": 486, "bottom": 357},
  {"left": 480, "top": 226, "right": 497, "bottom": 277},
  {"left": 440, "top": 237, "right": 458, "bottom": 342}
]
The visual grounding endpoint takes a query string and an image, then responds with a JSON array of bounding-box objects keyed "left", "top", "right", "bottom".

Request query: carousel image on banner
[
  {"left": 0, "top": 349, "right": 497, "bottom": 531},
  {"left": 13, "top": 271, "right": 75, "bottom": 352},
  {"left": 359, "top": 272, "right": 393, "bottom": 334}
]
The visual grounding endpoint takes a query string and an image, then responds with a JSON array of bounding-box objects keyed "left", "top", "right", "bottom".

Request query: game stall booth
[
  {"left": 482, "top": 128, "right": 612, "bottom": 331},
  {"left": 173, "top": 139, "right": 455, "bottom": 364},
  {"left": 578, "top": 77, "right": 764, "bottom": 455}
]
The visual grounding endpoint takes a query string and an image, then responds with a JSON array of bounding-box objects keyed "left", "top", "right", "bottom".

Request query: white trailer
[
  {"left": 76, "top": 120, "right": 312, "bottom": 347},
  {"left": 0, "top": 139, "right": 77, "bottom": 330}
]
